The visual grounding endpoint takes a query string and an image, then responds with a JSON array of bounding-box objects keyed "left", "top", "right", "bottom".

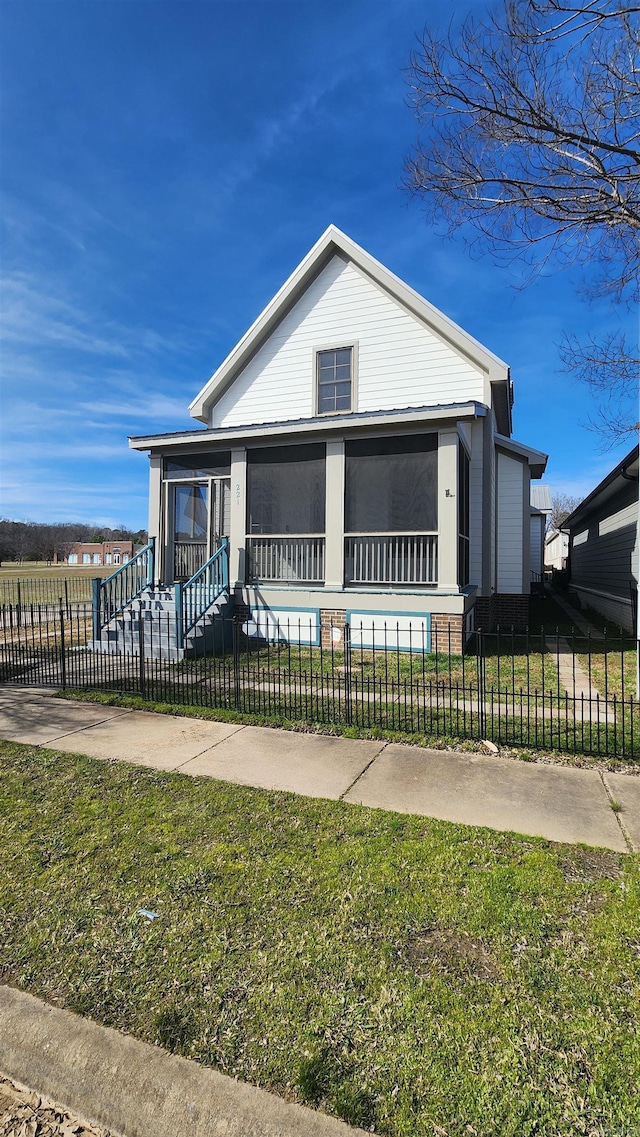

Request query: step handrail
[
  {"left": 92, "top": 538, "right": 155, "bottom": 638},
  {"left": 175, "top": 538, "right": 229, "bottom": 646}
]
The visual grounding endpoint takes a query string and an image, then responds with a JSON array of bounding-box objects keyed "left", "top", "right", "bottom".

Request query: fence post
[
  {"left": 59, "top": 599, "right": 67, "bottom": 690},
  {"left": 232, "top": 613, "right": 241, "bottom": 710},
  {"left": 344, "top": 620, "right": 352, "bottom": 726},
  {"left": 16, "top": 580, "right": 21, "bottom": 630},
  {"left": 92, "top": 577, "right": 101, "bottom": 643},
  {"left": 64, "top": 578, "right": 70, "bottom": 620},
  {"left": 138, "top": 601, "right": 146, "bottom": 699},
  {"left": 476, "top": 627, "right": 486, "bottom": 739}
]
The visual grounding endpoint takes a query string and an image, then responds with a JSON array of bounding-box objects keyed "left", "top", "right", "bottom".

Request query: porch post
[
  {"left": 438, "top": 429, "right": 459, "bottom": 590},
  {"left": 229, "top": 448, "right": 247, "bottom": 591},
  {"left": 148, "top": 456, "right": 162, "bottom": 585},
  {"left": 324, "top": 440, "right": 345, "bottom": 590},
  {"left": 92, "top": 577, "right": 101, "bottom": 642}
]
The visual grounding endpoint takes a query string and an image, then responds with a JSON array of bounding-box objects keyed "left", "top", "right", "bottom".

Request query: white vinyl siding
[
  {"left": 496, "top": 451, "right": 525, "bottom": 593},
  {"left": 544, "top": 531, "right": 568, "bottom": 570},
  {"left": 210, "top": 256, "right": 485, "bottom": 428}
]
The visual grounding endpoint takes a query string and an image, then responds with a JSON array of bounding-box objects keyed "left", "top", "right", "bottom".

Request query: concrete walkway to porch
[{"left": 0, "top": 686, "right": 638, "bottom": 853}]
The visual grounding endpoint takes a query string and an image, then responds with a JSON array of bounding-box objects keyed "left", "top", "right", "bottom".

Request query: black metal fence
[
  {"left": 0, "top": 575, "right": 96, "bottom": 610},
  {"left": 0, "top": 602, "right": 638, "bottom": 760}
]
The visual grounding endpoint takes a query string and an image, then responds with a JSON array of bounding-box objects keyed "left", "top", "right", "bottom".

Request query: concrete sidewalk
[{"left": 0, "top": 686, "right": 637, "bottom": 852}]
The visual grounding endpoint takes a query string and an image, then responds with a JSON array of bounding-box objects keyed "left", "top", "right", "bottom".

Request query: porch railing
[
  {"left": 175, "top": 537, "right": 229, "bottom": 644},
  {"left": 246, "top": 536, "right": 325, "bottom": 584},
  {"left": 345, "top": 533, "right": 437, "bottom": 586},
  {"left": 93, "top": 538, "right": 155, "bottom": 637},
  {"left": 174, "top": 541, "right": 208, "bottom": 581}
]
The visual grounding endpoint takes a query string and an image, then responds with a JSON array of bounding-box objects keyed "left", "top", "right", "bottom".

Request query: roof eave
[
  {"left": 562, "top": 444, "right": 639, "bottom": 529},
  {"left": 130, "top": 400, "right": 487, "bottom": 452},
  {"left": 495, "top": 433, "right": 548, "bottom": 479}
]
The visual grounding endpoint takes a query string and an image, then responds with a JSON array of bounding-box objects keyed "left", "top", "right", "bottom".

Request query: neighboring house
[
  {"left": 121, "top": 226, "right": 547, "bottom": 655},
  {"left": 59, "top": 541, "right": 137, "bottom": 567},
  {"left": 545, "top": 528, "right": 569, "bottom": 572},
  {"left": 563, "top": 445, "right": 639, "bottom": 633},
  {"left": 530, "top": 484, "right": 552, "bottom": 583}
]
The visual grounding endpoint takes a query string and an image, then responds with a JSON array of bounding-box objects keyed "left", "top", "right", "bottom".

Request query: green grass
[
  {"left": 0, "top": 566, "right": 113, "bottom": 605},
  {"left": 576, "top": 647, "right": 637, "bottom": 701},
  {"left": 1, "top": 740, "right": 639, "bottom": 1136},
  {"left": 183, "top": 638, "right": 560, "bottom": 693}
]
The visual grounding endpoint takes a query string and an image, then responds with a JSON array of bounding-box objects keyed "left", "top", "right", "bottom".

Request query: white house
[
  {"left": 530, "top": 484, "right": 552, "bottom": 584},
  {"left": 123, "top": 227, "right": 547, "bottom": 655},
  {"left": 545, "top": 529, "right": 569, "bottom": 572}
]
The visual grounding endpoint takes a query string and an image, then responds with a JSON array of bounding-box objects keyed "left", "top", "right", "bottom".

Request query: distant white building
[
  {"left": 545, "top": 529, "right": 569, "bottom": 572},
  {"left": 530, "top": 484, "right": 552, "bottom": 582}
]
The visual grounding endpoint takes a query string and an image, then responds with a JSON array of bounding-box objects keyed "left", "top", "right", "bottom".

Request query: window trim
[{"left": 313, "top": 341, "right": 358, "bottom": 417}]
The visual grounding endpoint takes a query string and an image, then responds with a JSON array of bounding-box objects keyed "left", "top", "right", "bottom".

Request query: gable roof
[
  {"left": 495, "top": 433, "right": 548, "bottom": 479},
  {"left": 189, "top": 225, "right": 511, "bottom": 428}
]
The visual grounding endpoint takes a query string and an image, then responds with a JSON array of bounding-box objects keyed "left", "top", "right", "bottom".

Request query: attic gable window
[{"left": 317, "top": 347, "right": 352, "bottom": 415}]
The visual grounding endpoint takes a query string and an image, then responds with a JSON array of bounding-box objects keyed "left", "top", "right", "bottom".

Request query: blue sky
[{"left": 1, "top": 0, "right": 635, "bottom": 529}]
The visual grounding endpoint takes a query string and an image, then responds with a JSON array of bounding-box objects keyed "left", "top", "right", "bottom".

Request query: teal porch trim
[
  {"left": 94, "top": 538, "right": 155, "bottom": 633},
  {"left": 175, "top": 538, "right": 229, "bottom": 648}
]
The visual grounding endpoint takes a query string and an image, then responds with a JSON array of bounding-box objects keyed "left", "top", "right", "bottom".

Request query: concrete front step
[{"left": 91, "top": 590, "right": 231, "bottom": 659}]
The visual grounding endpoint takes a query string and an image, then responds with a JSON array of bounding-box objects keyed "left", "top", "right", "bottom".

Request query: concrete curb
[{"left": 0, "top": 986, "right": 368, "bottom": 1137}]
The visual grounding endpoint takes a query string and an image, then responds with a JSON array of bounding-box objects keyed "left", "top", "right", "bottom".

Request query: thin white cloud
[
  {"left": 0, "top": 270, "right": 182, "bottom": 360},
  {"left": 78, "top": 394, "right": 190, "bottom": 422}
]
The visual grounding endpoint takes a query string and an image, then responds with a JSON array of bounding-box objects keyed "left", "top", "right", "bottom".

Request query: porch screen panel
[
  {"left": 345, "top": 435, "right": 437, "bottom": 532},
  {"left": 247, "top": 444, "right": 326, "bottom": 534},
  {"left": 164, "top": 451, "right": 231, "bottom": 479}
]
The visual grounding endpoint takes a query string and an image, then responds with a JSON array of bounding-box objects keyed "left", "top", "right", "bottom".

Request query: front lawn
[{"left": 1, "top": 742, "right": 638, "bottom": 1136}]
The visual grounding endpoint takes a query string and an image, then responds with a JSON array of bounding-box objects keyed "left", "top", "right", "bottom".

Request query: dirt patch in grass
[
  {"left": 403, "top": 927, "right": 501, "bottom": 982},
  {"left": 558, "top": 848, "right": 623, "bottom": 882}
]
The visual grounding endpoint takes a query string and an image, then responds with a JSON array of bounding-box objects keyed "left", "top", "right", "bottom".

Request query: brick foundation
[
  {"left": 232, "top": 598, "right": 250, "bottom": 622},
  {"left": 474, "top": 593, "right": 530, "bottom": 632},
  {"left": 430, "top": 614, "right": 464, "bottom": 655},
  {"left": 320, "top": 609, "right": 347, "bottom": 650}
]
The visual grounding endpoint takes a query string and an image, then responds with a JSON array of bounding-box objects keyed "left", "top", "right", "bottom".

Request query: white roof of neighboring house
[
  {"left": 188, "top": 224, "right": 513, "bottom": 429},
  {"left": 545, "top": 528, "right": 568, "bottom": 545},
  {"left": 530, "top": 484, "right": 552, "bottom": 512}
]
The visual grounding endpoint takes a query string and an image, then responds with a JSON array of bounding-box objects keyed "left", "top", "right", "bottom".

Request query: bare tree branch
[
  {"left": 549, "top": 492, "right": 583, "bottom": 528},
  {"left": 404, "top": 0, "right": 640, "bottom": 438}
]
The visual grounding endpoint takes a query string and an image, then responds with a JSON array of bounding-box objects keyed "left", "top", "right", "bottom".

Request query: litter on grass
[{"left": 137, "top": 909, "right": 159, "bottom": 920}]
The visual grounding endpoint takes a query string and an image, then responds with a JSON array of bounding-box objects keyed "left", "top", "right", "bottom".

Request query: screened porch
[
  {"left": 244, "top": 435, "right": 440, "bottom": 589},
  {"left": 155, "top": 430, "right": 469, "bottom": 591}
]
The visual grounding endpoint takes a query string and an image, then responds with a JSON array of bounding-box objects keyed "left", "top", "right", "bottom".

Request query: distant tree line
[{"left": 0, "top": 520, "right": 148, "bottom": 565}]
